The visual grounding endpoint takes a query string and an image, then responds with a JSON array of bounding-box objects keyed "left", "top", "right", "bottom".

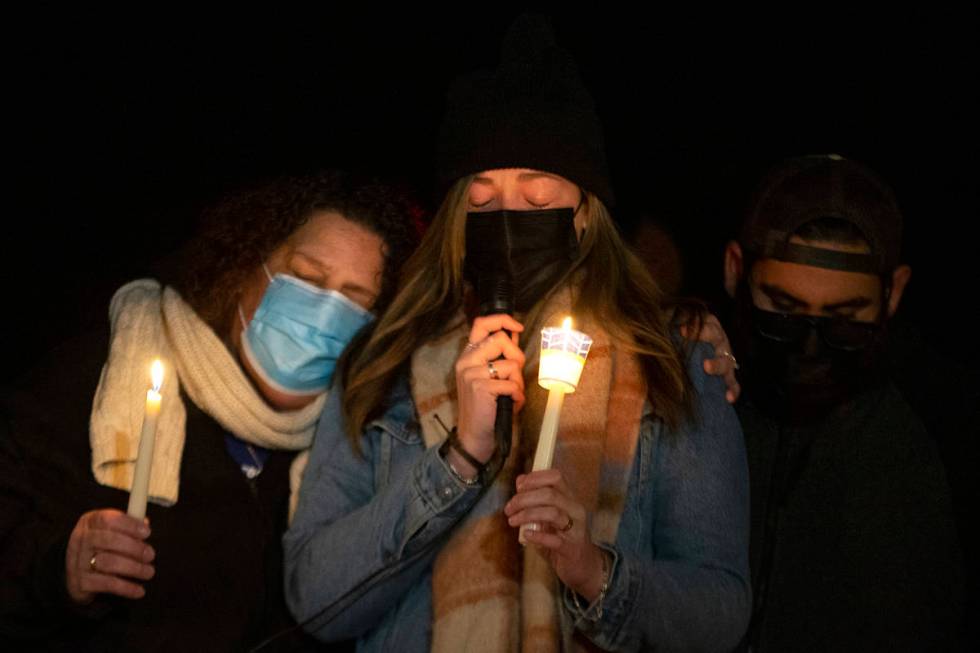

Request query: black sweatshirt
[{"left": 738, "top": 380, "right": 965, "bottom": 652}]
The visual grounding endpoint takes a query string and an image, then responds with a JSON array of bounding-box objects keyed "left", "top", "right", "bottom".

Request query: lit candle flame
[
  {"left": 150, "top": 359, "right": 164, "bottom": 392},
  {"left": 561, "top": 316, "right": 572, "bottom": 331}
]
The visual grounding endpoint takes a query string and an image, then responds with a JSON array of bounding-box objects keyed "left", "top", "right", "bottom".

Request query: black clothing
[
  {"left": 0, "top": 330, "right": 322, "bottom": 651},
  {"left": 738, "top": 380, "right": 964, "bottom": 652}
]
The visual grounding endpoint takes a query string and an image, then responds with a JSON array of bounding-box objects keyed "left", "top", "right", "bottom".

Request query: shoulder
[
  {"left": 313, "top": 370, "right": 419, "bottom": 460},
  {"left": 680, "top": 341, "right": 730, "bottom": 417},
  {"left": 2, "top": 328, "right": 110, "bottom": 420},
  {"left": 858, "top": 381, "right": 943, "bottom": 469},
  {"left": 355, "top": 372, "right": 420, "bottom": 447},
  {"left": 644, "top": 342, "right": 744, "bottom": 462}
]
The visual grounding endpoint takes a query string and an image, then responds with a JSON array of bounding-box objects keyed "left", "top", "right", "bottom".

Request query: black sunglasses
[{"left": 752, "top": 307, "right": 878, "bottom": 351}]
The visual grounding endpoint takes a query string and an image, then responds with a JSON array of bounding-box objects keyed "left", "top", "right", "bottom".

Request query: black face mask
[
  {"left": 733, "top": 283, "right": 887, "bottom": 424},
  {"left": 464, "top": 208, "right": 580, "bottom": 314}
]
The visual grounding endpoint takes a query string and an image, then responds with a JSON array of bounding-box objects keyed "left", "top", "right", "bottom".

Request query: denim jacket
[{"left": 284, "top": 343, "right": 751, "bottom": 652}]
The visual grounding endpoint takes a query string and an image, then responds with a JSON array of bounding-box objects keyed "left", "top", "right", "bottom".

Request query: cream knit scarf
[
  {"left": 411, "top": 294, "right": 646, "bottom": 653},
  {"left": 89, "top": 279, "right": 324, "bottom": 507}
]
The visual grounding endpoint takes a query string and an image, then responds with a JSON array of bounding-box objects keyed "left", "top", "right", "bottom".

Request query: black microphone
[{"left": 476, "top": 271, "right": 514, "bottom": 468}]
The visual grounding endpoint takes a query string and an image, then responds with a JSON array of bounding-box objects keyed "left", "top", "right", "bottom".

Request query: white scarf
[{"left": 89, "top": 279, "right": 323, "bottom": 507}]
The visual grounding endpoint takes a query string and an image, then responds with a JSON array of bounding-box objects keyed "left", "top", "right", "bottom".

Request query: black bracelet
[{"left": 439, "top": 427, "right": 493, "bottom": 486}]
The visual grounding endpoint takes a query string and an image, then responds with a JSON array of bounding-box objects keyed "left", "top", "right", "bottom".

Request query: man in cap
[{"left": 722, "top": 155, "right": 964, "bottom": 651}]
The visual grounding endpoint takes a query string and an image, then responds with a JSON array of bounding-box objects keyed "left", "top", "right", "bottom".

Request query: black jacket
[
  {"left": 738, "top": 380, "right": 965, "bottom": 652},
  {"left": 0, "top": 329, "right": 325, "bottom": 652}
]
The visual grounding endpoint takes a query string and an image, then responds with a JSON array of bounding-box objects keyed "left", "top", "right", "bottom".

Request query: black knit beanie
[{"left": 435, "top": 14, "right": 615, "bottom": 208}]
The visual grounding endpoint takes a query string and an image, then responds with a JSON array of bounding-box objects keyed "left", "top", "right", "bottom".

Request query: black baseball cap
[{"left": 740, "top": 155, "right": 903, "bottom": 274}]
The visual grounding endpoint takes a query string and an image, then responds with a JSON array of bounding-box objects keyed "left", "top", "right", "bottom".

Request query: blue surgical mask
[{"left": 240, "top": 268, "right": 373, "bottom": 395}]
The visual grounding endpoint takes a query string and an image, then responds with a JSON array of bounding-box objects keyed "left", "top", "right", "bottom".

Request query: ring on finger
[
  {"left": 559, "top": 515, "right": 574, "bottom": 532},
  {"left": 487, "top": 360, "right": 499, "bottom": 380},
  {"left": 464, "top": 339, "right": 484, "bottom": 354},
  {"left": 719, "top": 350, "right": 740, "bottom": 370},
  {"left": 89, "top": 553, "right": 99, "bottom": 573}
]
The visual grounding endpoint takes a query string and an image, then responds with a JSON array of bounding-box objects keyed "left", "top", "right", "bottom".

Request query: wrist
[
  {"left": 444, "top": 447, "right": 480, "bottom": 484},
  {"left": 454, "top": 429, "right": 495, "bottom": 464},
  {"left": 567, "top": 545, "right": 612, "bottom": 625},
  {"left": 578, "top": 545, "right": 611, "bottom": 602},
  {"left": 439, "top": 427, "right": 494, "bottom": 485}
]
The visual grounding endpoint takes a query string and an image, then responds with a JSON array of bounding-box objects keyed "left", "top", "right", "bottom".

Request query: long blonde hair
[{"left": 341, "top": 177, "right": 693, "bottom": 450}]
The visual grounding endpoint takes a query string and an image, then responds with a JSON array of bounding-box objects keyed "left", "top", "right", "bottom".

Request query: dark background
[{"left": 6, "top": 9, "right": 977, "bottom": 377}]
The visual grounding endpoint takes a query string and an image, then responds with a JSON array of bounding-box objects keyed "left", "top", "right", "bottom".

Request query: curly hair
[{"left": 168, "top": 170, "right": 422, "bottom": 338}]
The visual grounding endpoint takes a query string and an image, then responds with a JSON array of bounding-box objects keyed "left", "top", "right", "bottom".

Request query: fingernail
[{"left": 140, "top": 525, "right": 151, "bottom": 537}]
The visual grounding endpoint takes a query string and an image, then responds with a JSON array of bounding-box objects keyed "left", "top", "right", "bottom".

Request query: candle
[
  {"left": 520, "top": 317, "right": 592, "bottom": 544},
  {"left": 127, "top": 359, "right": 163, "bottom": 519}
]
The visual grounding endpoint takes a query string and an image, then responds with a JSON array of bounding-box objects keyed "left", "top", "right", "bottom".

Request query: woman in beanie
[{"left": 285, "top": 16, "right": 750, "bottom": 652}]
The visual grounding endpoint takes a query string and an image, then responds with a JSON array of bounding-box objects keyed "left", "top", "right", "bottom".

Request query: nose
[
  {"left": 498, "top": 187, "right": 529, "bottom": 210},
  {"left": 801, "top": 322, "right": 822, "bottom": 356}
]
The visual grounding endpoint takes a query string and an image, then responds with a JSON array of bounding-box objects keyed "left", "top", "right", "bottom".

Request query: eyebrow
[
  {"left": 758, "top": 282, "right": 873, "bottom": 313},
  {"left": 292, "top": 251, "right": 328, "bottom": 274},
  {"left": 822, "top": 297, "right": 873, "bottom": 311},
  {"left": 758, "top": 283, "right": 807, "bottom": 309},
  {"left": 470, "top": 172, "right": 562, "bottom": 184},
  {"left": 516, "top": 171, "right": 562, "bottom": 183}
]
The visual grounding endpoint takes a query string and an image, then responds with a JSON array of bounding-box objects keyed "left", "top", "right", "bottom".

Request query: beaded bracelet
[{"left": 444, "top": 449, "right": 481, "bottom": 486}]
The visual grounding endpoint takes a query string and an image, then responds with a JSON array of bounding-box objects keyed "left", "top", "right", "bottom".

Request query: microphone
[{"left": 476, "top": 271, "right": 514, "bottom": 468}]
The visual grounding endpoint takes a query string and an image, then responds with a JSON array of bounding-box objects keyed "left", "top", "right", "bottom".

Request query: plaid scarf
[{"left": 410, "top": 295, "right": 646, "bottom": 652}]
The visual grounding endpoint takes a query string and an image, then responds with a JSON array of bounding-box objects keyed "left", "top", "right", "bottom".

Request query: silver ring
[
  {"left": 487, "top": 360, "right": 499, "bottom": 380},
  {"left": 720, "top": 350, "right": 739, "bottom": 370},
  {"left": 463, "top": 340, "right": 482, "bottom": 354},
  {"left": 89, "top": 553, "right": 99, "bottom": 573}
]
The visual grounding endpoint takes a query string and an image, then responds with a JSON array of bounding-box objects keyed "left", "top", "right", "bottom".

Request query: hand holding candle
[
  {"left": 127, "top": 359, "right": 163, "bottom": 519},
  {"left": 520, "top": 317, "right": 592, "bottom": 544}
]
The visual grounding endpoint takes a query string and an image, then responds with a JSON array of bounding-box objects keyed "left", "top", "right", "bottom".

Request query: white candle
[
  {"left": 520, "top": 317, "right": 592, "bottom": 544},
  {"left": 127, "top": 359, "right": 163, "bottom": 519}
]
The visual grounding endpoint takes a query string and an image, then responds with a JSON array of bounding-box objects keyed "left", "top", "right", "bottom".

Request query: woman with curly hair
[
  {"left": 284, "top": 17, "right": 750, "bottom": 653},
  {"left": 0, "top": 170, "right": 418, "bottom": 651}
]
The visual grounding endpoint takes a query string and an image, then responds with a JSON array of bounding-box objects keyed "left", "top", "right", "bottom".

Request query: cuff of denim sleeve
[
  {"left": 562, "top": 542, "right": 636, "bottom": 647},
  {"left": 400, "top": 445, "right": 483, "bottom": 557}
]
